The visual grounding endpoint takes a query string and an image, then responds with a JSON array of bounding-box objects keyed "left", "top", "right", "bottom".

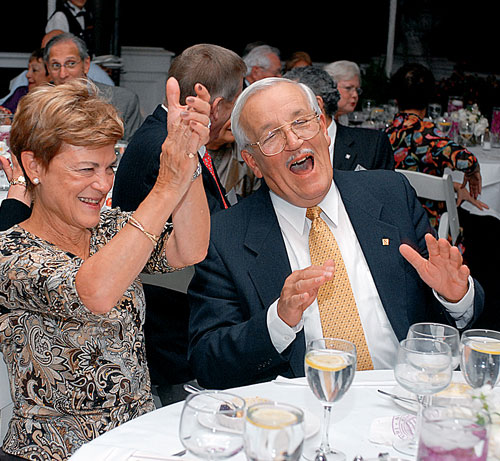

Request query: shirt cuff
[
  {"left": 433, "top": 275, "right": 475, "bottom": 328},
  {"left": 266, "top": 298, "right": 303, "bottom": 354}
]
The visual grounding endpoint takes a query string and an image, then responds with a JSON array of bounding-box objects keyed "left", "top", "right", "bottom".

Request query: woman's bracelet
[
  {"left": 128, "top": 215, "right": 160, "bottom": 247},
  {"left": 10, "top": 176, "right": 26, "bottom": 187},
  {"left": 192, "top": 162, "right": 202, "bottom": 181}
]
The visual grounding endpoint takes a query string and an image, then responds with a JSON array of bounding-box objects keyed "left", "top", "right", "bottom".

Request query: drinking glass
[
  {"left": 427, "top": 103, "right": 442, "bottom": 121},
  {"left": 393, "top": 338, "right": 452, "bottom": 456},
  {"left": 408, "top": 323, "right": 460, "bottom": 370},
  {"left": 459, "top": 120, "right": 474, "bottom": 146},
  {"left": 179, "top": 390, "right": 245, "bottom": 460},
  {"left": 417, "top": 405, "right": 489, "bottom": 461},
  {"left": 436, "top": 116, "right": 452, "bottom": 137},
  {"left": 304, "top": 338, "right": 357, "bottom": 461},
  {"left": 244, "top": 402, "right": 305, "bottom": 461},
  {"left": 461, "top": 329, "right": 500, "bottom": 389}
]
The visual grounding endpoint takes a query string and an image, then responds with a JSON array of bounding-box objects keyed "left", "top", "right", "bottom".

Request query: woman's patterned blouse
[
  {"left": 385, "top": 112, "right": 479, "bottom": 230},
  {"left": 0, "top": 208, "right": 175, "bottom": 460}
]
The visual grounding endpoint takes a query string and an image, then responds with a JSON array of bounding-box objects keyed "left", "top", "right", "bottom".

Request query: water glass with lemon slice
[
  {"left": 461, "top": 329, "right": 500, "bottom": 389},
  {"left": 304, "top": 338, "right": 356, "bottom": 461},
  {"left": 244, "top": 402, "right": 305, "bottom": 461}
]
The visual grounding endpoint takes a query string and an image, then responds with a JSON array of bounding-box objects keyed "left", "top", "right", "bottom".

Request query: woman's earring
[{"left": 32, "top": 177, "right": 40, "bottom": 185}]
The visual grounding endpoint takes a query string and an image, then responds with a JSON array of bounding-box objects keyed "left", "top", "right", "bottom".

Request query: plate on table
[
  {"left": 390, "top": 382, "right": 474, "bottom": 413},
  {"left": 198, "top": 407, "right": 320, "bottom": 439}
]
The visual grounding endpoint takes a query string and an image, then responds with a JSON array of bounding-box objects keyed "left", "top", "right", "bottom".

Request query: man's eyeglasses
[
  {"left": 49, "top": 60, "right": 82, "bottom": 72},
  {"left": 339, "top": 85, "right": 363, "bottom": 95},
  {"left": 249, "top": 112, "right": 321, "bottom": 157}
]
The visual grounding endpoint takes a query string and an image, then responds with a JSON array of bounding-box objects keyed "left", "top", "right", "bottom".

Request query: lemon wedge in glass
[
  {"left": 249, "top": 407, "right": 298, "bottom": 429},
  {"left": 305, "top": 353, "right": 347, "bottom": 371},
  {"left": 469, "top": 340, "right": 500, "bottom": 355}
]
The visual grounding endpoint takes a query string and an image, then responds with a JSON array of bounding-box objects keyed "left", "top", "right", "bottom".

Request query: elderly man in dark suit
[
  {"left": 187, "top": 77, "right": 484, "bottom": 390},
  {"left": 284, "top": 65, "right": 394, "bottom": 171},
  {"left": 112, "top": 44, "right": 246, "bottom": 405}
]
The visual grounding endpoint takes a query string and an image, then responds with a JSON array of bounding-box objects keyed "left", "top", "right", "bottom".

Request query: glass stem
[
  {"left": 319, "top": 404, "right": 332, "bottom": 453},
  {"left": 414, "top": 394, "right": 425, "bottom": 442}
]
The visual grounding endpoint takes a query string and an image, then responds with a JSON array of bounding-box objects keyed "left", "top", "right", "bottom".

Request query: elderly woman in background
[
  {"left": 324, "top": 60, "right": 362, "bottom": 126},
  {"left": 0, "top": 78, "right": 210, "bottom": 460}
]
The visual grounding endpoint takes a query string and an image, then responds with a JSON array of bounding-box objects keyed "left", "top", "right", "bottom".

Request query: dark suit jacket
[
  {"left": 187, "top": 170, "right": 484, "bottom": 389},
  {"left": 333, "top": 123, "right": 395, "bottom": 171},
  {"left": 0, "top": 198, "right": 31, "bottom": 231},
  {"left": 112, "top": 104, "right": 228, "bottom": 214},
  {"left": 112, "top": 104, "right": 229, "bottom": 387}
]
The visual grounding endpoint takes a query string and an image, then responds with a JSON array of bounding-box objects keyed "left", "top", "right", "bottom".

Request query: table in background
[{"left": 69, "top": 370, "right": 412, "bottom": 461}]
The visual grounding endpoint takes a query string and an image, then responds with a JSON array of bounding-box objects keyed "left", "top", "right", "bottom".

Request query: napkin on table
[{"left": 369, "top": 414, "right": 416, "bottom": 446}]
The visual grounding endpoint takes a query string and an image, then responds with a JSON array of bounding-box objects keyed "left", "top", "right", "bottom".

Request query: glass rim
[
  {"left": 307, "top": 337, "right": 357, "bottom": 348},
  {"left": 184, "top": 390, "right": 246, "bottom": 414},
  {"left": 246, "top": 401, "right": 304, "bottom": 427},
  {"left": 409, "top": 322, "right": 459, "bottom": 338},
  {"left": 400, "top": 337, "right": 451, "bottom": 355}
]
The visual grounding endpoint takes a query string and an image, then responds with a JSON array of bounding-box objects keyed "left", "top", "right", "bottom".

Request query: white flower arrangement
[
  {"left": 450, "top": 103, "right": 490, "bottom": 137},
  {"left": 0, "top": 140, "right": 10, "bottom": 157},
  {"left": 470, "top": 386, "right": 500, "bottom": 460}
]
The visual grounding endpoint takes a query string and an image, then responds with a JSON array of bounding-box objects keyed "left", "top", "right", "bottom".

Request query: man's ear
[
  {"left": 241, "top": 149, "right": 263, "bottom": 179},
  {"left": 83, "top": 56, "right": 91, "bottom": 76},
  {"left": 21, "top": 151, "right": 44, "bottom": 183},
  {"left": 210, "top": 97, "right": 223, "bottom": 122}
]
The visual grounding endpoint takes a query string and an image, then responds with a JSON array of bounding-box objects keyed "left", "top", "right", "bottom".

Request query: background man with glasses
[
  {"left": 44, "top": 32, "right": 142, "bottom": 141},
  {"left": 187, "top": 77, "right": 484, "bottom": 390}
]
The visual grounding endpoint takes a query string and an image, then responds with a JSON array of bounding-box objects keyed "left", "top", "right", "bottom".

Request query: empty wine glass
[
  {"left": 179, "top": 390, "right": 245, "bottom": 460},
  {"left": 461, "top": 329, "right": 500, "bottom": 389},
  {"left": 408, "top": 323, "right": 460, "bottom": 370},
  {"left": 393, "top": 338, "right": 452, "bottom": 456},
  {"left": 303, "top": 338, "right": 357, "bottom": 461},
  {"left": 244, "top": 401, "right": 305, "bottom": 461},
  {"left": 427, "top": 103, "right": 442, "bottom": 121}
]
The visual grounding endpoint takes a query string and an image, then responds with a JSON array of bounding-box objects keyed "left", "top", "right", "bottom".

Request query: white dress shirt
[{"left": 266, "top": 181, "right": 474, "bottom": 369}]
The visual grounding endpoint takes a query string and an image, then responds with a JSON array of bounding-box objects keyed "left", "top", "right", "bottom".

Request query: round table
[{"left": 69, "top": 370, "right": 415, "bottom": 461}]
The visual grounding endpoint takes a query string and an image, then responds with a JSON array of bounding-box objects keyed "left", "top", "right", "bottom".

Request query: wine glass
[
  {"left": 427, "top": 103, "right": 442, "bottom": 121},
  {"left": 303, "top": 338, "right": 357, "bottom": 461},
  {"left": 407, "top": 322, "right": 460, "bottom": 370},
  {"left": 393, "top": 338, "right": 452, "bottom": 456},
  {"left": 436, "top": 115, "right": 452, "bottom": 137},
  {"left": 244, "top": 401, "right": 305, "bottom": 461},
  {"left": 461, "top": 329, "right": 500, "bottom": 389},
  {"left": 459, "top": 120, "right": 474, "bottom": 146},
  {"left": 179, "top": 390, "right": 245, "bottom": 460}
]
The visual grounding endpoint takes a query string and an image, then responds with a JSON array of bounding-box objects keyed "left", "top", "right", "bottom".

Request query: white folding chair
[
  {"left": 0, "top": 353, "right": 13, "bottom": 441},
  {"left": 396, "top": 169, "right": 460, "bottom": 245}
]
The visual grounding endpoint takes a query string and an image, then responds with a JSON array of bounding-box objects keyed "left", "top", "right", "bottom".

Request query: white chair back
[
  {"left": 395, "top": 169, "right": 460, "bottom": 245},
  {"left": 0, "top": 353, "right": 13, "bottom": 442}
]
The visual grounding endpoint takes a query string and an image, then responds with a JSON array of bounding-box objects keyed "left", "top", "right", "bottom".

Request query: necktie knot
[{"left": 306, "top": 206, "right": 322, "bottom": 221}]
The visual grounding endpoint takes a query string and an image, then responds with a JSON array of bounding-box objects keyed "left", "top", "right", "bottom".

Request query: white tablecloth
[
  {"left": 69, "top": 370, "right": 414, "bottom": 461},
  {"left": 448, "top": 146, "right": 500, "bottom": 221}
]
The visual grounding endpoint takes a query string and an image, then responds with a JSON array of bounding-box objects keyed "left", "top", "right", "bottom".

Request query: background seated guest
[
  {"left": 0, "top": 49, "right": 50, "bottom": 114},
  {"left": 187, "top": 77, "right": 484, "bottom": 390},
  {"left": 284, "top": 66, "right": 394, "bottom": 171},
  {"left": 243, "top": 44, "right": 282, "bottom": 87},
  {"left": 385, "top": 62, "right": 485, "bottom": 234},
  {"left": 324, "top": 60, "right": 362, "bottom": 126},
  {"left": 44, "top": 32, "right": 142, "bottom": 141},
  {"left": 0, "top": 77, "right": 210, "bottom": 460},
  {"left": 284, "top": 51, "right": 312, "bottom": 73},
  {"left": 0, "top": 155, "right": 32, "bottom": 231}
]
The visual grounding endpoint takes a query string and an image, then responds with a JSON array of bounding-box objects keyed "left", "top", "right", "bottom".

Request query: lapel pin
[
  {"left": 382, "top": 238, "right": 390, "bottom": 246},
  {"left": 345, "top": 153, "right": 351, "bottom": 159}
]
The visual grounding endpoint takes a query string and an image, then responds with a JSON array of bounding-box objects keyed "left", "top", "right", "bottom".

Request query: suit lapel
[
  {"left": 243, "top": 186, "right": 306, "bottom": 376},
  {"left": 334, "top": 172, "right": 409, "bottom": 340},
  {"left": 333, "top": 125, "right": 358, "bottom": 170}
]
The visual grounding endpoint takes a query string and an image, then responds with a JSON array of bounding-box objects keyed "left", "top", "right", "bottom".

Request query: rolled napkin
[{"left": 369, "top": 414, "right": 416, "bottom": 446}]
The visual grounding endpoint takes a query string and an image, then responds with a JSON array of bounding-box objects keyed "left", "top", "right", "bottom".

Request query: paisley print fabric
[
  {"left": 0, "top": 208, "right": 176, "bottom": 460},
  {"left": 385, "top": 112, "right": 478, "bottom": 231}
]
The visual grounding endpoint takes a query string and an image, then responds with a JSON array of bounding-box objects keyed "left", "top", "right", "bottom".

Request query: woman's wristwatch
[{"left": 10, "top": 176, "right": 26, "bottom": 187}]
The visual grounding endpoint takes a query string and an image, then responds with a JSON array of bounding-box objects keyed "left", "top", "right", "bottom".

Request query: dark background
[{"left": 1, "top": 0, "right": 499, "bottom": 94}]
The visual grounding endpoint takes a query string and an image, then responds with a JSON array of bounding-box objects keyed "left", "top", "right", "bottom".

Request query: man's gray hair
[
  {"left": 243, "top": 45, "right": 280, "bottom": 77},
  {"left": 43, "top": 32, "right": 89, "bottom": 63},
  {"left": 231, "top": 77, "right": 322, "bottom": 154}
]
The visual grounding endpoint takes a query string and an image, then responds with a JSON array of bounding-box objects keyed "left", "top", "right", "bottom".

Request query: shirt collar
[
  {"left": 270, "top": 179, "right": 340, "bottom": 236},
  {"left": 66, "top": 1, "right": 85, "bottom": 14}
]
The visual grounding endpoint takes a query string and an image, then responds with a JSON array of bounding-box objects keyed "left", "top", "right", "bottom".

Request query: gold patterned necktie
[{"left": 306, "top": 206, "right": 374, "bottom": 371}]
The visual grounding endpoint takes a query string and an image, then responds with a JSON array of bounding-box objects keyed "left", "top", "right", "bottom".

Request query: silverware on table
[{"left": 377, "top": 389, "right": 417, "bottom": 404}]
